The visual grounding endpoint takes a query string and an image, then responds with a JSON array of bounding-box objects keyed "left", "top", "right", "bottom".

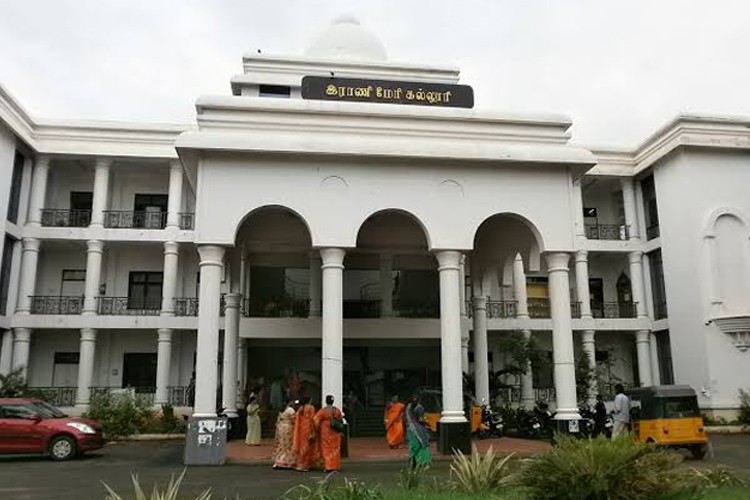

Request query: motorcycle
[{"left": 478, "top": 405, "right": 504, "bottom": 439}]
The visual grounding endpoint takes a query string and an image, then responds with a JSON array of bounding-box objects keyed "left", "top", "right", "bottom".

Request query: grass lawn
[{"left": 377, "top": 487, "right": 750, "bottom": 500}]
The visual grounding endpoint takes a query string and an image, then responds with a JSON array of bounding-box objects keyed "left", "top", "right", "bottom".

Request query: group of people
[
  {"left": 269, "top": 395, "right": 344, "bottom": 472},
  {"left": 384, "top": 396, "right": 432, "bottom": 468},
  {"left": 591, "top": 383, "right": 631, "bottom": 438}
]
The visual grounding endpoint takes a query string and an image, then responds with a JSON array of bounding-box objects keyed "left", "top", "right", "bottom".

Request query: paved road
[{"left": 0, "top": 435, "right": 748, "bottom": 500}]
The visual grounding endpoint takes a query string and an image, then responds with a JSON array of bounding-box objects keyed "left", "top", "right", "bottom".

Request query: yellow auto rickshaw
[
  {"left": 417, "top": 387, "right": 484, "bottom": 435},
  {"left": 626, "top": 385, "right": 709, "bottom": 459}
]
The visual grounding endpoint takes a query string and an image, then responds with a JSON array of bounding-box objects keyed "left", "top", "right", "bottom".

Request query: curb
[
  {"left": 225, "top": 450, "right": 543, "bottom": 466},
  {"left": 111, "top": 433, "right": 186, "bottom": 441},
  {"left": 705, "top": 426, "right": 750, "bottom": 435}
]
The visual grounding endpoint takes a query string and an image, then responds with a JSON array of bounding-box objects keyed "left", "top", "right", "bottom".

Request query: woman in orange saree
[
  {"left": 314, "top": 394, "right": 343, "bottom": 472},
  {"left": 292, "top": 396, "right": 317, "bottom": 471},
  {"left": 384, "top": 396, "right": 405, "bottom": 448}
]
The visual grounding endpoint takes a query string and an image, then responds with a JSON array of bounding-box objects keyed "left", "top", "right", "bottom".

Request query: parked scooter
[{"left": 476, "top": 404, "right": 504, "bottom": 439}]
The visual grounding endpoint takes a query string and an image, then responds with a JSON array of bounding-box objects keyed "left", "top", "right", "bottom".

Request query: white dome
[{"left": 306, "top": 16, "right": 387, "bottom": 62}]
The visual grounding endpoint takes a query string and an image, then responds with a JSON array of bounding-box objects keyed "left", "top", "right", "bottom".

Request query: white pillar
[
  {"left": 11, "top": 328, "right": 32, "bottom": 378},
  {"left": 379, "top": 253, "right": 393, "bottom": 317},
  {"left": 166, "top": 160, "right": 184, "bottom": 229},
  {"left": 309, "top": 254, "right": 322, "bottom": 317},
  {"left": 520, "top": 330, "right": 535, "bottom": 409},
  {"left": 75, "top": 328, "right": 97, "bottom": 407},
  {"left": 574, "top": 250, "right": 593, "bottom": 318},
  {"left": 572, "top": 179, "right": 586, "bottom": 238},
  {"left": 545, "top": 252, "right": 580, "bottom": 420},
  {"left": 642, "top": 253, "right": 655, "bottom": 319},
  {"left": 629, "top": 251, "right": 648, "bottom": 318},
  {"left": 239, "top": 249, "right": 246, "bottom": 299},
  {"left": 650, "top": 333, "right": 661, "bottom": 386},
  {"left": 0, "top": 329, "right": 13, "bottom": 376},
  {"left": 237, "top": 337, "right": 247, "bottom": 402},
  {"left": 471, "top": 296, "right": 490, "bottom": 404},
  {"left": 636, "top": 330, "right": 653, "bottom": 387},
  {"left": 436, "top": 250, "right": 466, "bottom": 423},
  {"left": 82, "top": 240, "right": 104, "bottom": 315},
  {"left": 89, "top": 158, "right": 111, "bottom": 228},
  {"left": 194, "top": 245, "right": 225, "bottom": 417},
  {"left": 514, "top": 254, "right": 535, "bottom": 409},
  {"left": 581, "top": 330, "right": 597, "bottom": 406},
  {"left": 459, "top": 256, "right": 467, "bottom": 317},
  {"left": 155, "top": 328, "right": 173, "bottom": 406},
  {"left": 320, "top": 248, "right": 345, "bottom": 407},
  {"left": 161, "top": 242, "right": 179, "bottom": 315},
  {"left": 222, "top": 293, "right": 241, "bottom": 418},
  {"left": 621, "top": 178, "right": 640, "bottom": 241},
  {"left": 461, "top": 334, "right": 470, "bottom": 375},
  {"left": 15, "top": 238, "right": 40, "bottom": 314},
  {"left": 26, "top": 155, "right": 50, "bottom": 227}
]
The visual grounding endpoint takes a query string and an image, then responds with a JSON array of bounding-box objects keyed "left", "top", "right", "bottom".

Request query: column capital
[
  {"left": 157, "top": 328, "right": 173, "bottom": 343},
  {"left": 86, "top": 240, "right": 104, "bottom": 253},
  {"left": 320, "top": 247, "right": 346, "bottom": 269},
  {"left": 224, "top": 293, "right": 241, "bottom": 309},
  {"left": 95, "top": 157, "right": 113, "bottom": 170},
  {"left": 581, "top": 329, "right": 595, "bottom": 343},
  {"left": 80, "top": 328, "right": 97, "bottom": 342},
  {"left": 620, "top": 177, "right": 635, "bottom": 191},
  {"left": 197, "top": 245, "right": 226, "bottom": 267},
  {"left": 472, "top": 295, "right": 487, "bottom": 310},
  {"left": 170, "top": 158, "right": 183, "bottom": 173},
  {"left": 22, "top": 238, "right": 40, "bottom": 252},
  {"left": 164, "top": 241, "right": 179, "bottom": 255},
  {"left": 13, "top": 328, "right": 32, "bottom": 342},
  {"left": 435, "top": 250, "right": 462, "bottom": 270},
  {"left": 628, "top": 250, "right": 644, "bottom": 263},
  {"left": 35, "top": 155, "right": 51, "bottom": 169},
  {"left": 544, "top": 252, "right": 570, "bottom": 272},
  {"left": 635, "top": 329, "right": 651, "bottom": 343},
  {"left": 575, "top": 249, "right": 589, "bottom": 262}
]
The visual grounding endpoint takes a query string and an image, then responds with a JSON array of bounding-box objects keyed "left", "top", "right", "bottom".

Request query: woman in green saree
[{"left": 405, "top": 395, "right": 432, "bottom": 468}]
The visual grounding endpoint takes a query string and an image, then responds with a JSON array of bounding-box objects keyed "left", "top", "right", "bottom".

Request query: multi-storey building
[{"left": 1, "top": 17, "right": 749, "bottom": 447}]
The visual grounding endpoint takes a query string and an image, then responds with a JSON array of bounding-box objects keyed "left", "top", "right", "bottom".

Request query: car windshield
[{"left": 28, "top": 401, "right": 67, "bottom": 418}]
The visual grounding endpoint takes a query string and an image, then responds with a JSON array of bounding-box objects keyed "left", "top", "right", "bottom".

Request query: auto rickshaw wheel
[{"left": 689, "top": 444, "right": 707, "bottom": 460}]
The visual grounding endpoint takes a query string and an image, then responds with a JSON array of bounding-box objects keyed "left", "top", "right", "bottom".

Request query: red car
[{"left": 0, "top": 398, "right": 104, "bottom": 460}]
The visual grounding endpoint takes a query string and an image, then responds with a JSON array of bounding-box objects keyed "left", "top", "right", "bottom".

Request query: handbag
[{"left": 329, "top": 408, "right": 345, "bottom": 433}]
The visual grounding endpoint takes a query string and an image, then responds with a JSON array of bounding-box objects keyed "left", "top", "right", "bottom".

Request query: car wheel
[
  {"left": 690, "top": 444, "right": 707, "bottom": 460},
  {"left": 49, "top": 435, "right": 77, "bottom": 461}
]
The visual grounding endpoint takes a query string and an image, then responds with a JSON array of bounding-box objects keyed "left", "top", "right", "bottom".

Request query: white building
[{"left": 1, "top": 17, "right": 749, "bottom": 447}]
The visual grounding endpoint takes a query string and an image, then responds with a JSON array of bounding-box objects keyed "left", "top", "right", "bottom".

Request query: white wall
[{"left": 46, "top": 162, "right": 94, "bottom": 209}]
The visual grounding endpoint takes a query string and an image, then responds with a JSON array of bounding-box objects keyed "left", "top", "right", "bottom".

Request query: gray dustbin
[{"left": 183, "top": 416, "right": 228, "bottom": 466}]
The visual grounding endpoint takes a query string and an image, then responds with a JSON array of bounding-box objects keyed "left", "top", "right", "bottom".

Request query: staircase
[{"left": 349, "top": 405, "right": 386, "bottom": 437}]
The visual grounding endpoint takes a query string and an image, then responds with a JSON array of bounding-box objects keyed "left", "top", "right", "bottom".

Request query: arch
[
  {"left": 353, "top": 208, "right": 432, "bottom": 250},
  {"left": 471, "top": 212, "right": 544, "bottom": 276},
  {"left": 470, "top": 212, "right": 546, "bottom": 255},
  {"left": 232, "top": 204, "right": 314, "bottom": 246},
  {"left": 703, "top": 207, "right": 749, "bottom": 236}
]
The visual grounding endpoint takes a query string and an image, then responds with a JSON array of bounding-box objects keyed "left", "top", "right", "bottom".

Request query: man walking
[{"left": 612, "top": 384, "right": 630, "bottom": 438}]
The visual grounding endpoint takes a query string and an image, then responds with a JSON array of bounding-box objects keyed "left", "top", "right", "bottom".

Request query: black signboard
[{"left": 301, "top": 76, "right": 474, "bottom": 109}]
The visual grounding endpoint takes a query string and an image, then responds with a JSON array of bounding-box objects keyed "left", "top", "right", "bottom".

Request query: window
[
  {"left": 0, "top": 235, "right": 16, "bottom": 315},
  {"left": 641, "top": 175, "right": 660, "bottom": 239},
  {"left": 6, "top": 151, "right": 25, "bottom": 223},
  {"left": 133, "top": 193, "right": 168, "bottom": 229},
  {"left": 122, "top": 353, "right": 157, "bottom": 388},
  {"left": 60, "top": 269, "right": 86, "bottom": 297},
  {"left": 648, "top": 250, "right": 667, "bottom": 319},
  {"left": 0, "top": 404, "right": 35, "bottom": 419},
  {"left": 127, "top": 271, "right": 163, "bottom": 310},
  {"left": 70, "top": 191, "right": 93, "bottom": 211},
  {"left": 259, "top": 85, "right": 291, "bottom": 98}
]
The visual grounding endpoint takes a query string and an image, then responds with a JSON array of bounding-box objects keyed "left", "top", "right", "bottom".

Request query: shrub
[
  {"left": 85, "top": 392, "right": 155, "bottom": 438},
  {"left": 0, "top": 367, "right": 29, "bottom": 397},
  {"left": 738, "top": 389, "right": 750, "bottom": 426},
  {"left": 398, "top": 464, "right": 429, "bottom": 490},
  {"left": 520, "top": 435, "right": 692, "bottom": 500},
  {"left": 690, "top": 466, "right": 748, "bottom": 490},
  {"left": 449, "top": 446, "right": 518, "bottom": 493},
  {"left": 102, "top": 469, "right": 212, "bottom": 500},
  {"left": 281, "top": 475, "right": 381, "bottom": 500}
]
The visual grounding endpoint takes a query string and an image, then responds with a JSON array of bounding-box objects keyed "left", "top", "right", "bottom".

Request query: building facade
[{"left": 1, "top": 17, "right": 749, "bottom": 438}]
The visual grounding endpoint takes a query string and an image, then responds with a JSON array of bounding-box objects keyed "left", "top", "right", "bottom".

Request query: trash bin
[{"left": 183, "top": 416, "right": 228, "bottom": 466}]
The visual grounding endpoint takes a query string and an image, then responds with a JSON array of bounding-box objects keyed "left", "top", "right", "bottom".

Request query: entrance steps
[{"left": 349, "top": 405, "right": 386, "bottom": 437}]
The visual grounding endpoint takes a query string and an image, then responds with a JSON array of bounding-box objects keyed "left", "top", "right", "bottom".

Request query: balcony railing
[
  {"left": 242, "top": 297, "right": 309, "bottom": 318},
  {"left": 179, "top": 213, "right": 195, "bottom": 230},
  {"left": 654, "top": 301, "right": 668, "bottom": 320},
  {"left": 393, "top": 300, "right": 440, "bottom": 318},
  {"left": 174, "top": 298, "right": 199, "bottom": 317},
  {"left": 646, "top": 224, "right": 660, "bottom": 240},
  {"left": 585, "top": 223, "right": 630, "bottom": 240},
  {"left": 40, "top": 209, "right": 91, "bottom": 227},
  {"left": 492, "top": 386, "right": 556, "bottom": 404},
  {"left": 527, "top": 298, "right": 551, "bottom": 318},
  {"left": 591, "top": 301, "right": 637, "bottom": 319},
  {"left": 91, "top": 387, "right": 156, "bottom": 406},
  {"left": 28, "top": 387, "right": 77, "bottom": 407},
  {"left": 486, "top": 300, "right": 517, "bottom": 318},
  {"left": 571, "top": 301, "right": 582, "bottom": 319},
  {"left": 30, "top": 295, "right": 84, "bottom": 315},
  {"left": 168, "top": 386, "right": 192, "bottom": 406},
  {"left": 97, "top": 297, "right": 161, "bottom": 316},
  {"left": 103, "top": 210, "right": 167, "bottom": 229},
  {"left": 343, "top": 299, "right": 381, "bottom": 318}
]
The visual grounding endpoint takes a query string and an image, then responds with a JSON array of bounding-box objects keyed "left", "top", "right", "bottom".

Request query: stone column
[
  {"left": 237, "top": 337, "right": 247, "bottom": 401},
  {"left": 166, "top": 160, "right": 183, "bottom": 229},
  {"left": 379, "top": 253, "right": 393, "bottom": 317},
  {"left": 320, "top": 248, "right": 345, "bottom": 406},
  {"left": 0, "top": 329, "right": 14, "bottom": 376},
  {"left": 514, "top": 253, "right": 535, "bottom": 409},
  {"left": 635, "top": 330, "right": 653, "bottom": 387},
  {"left": 75, "top": 328, "right": 97, "bottom": 407},
  {"left": 461, "top": 334, "right": 470, "bottom": 375},
  {"left": 642, "top": 253, "right": 655, "bottom": 319},
  {"left": 82, "top": 240, "right": 104, "bottom": 315},
  {"left": 581, "top": 330, "right": 597, "bottom": 406},
  {"left": 621, "top": 178, "right": 640, "bottom": 241},
  {"left": 222, "top": 293, "right": 241, "bottom": 418},
  {"left": 545, "top": 252, "right": 580, "bottom": 421},
  {"left": 11, "top": 328, "right": 32, "bottom": 378},
  {"left": 574, "top": 250, "right": 593, "bottom": 318},
  {"left": 629, "top": 251, "right": 648, "bottom": 318},
  {"left": 650, "top": 333, "right": 661, "bottom": 386},
  {"left": 572, "top": 179, "right": 586, "bottom": 238},
  {"left": 309, "top": 254, "right": 322, "bottom": 317},
  {"left": 471, "top": 296, "right": 490, "bottom": 404},
  {"left": 89, "top": 158, "right": 111, "bottom": 228},
  {"left": 155, "top": 329, "right": 173, "bottom": 406},
  {"left": 193, "top": 245, "right": 225, "bottom": 417},
  {"left": 15, "top": 238, "right": 40, "bottom": 315},
  {"left": 26, "top": 155, "right": 50, "bottom": 227},
  {"left": 161, "top": 242, "right": 179, "bottom": 315},
  {"left": 459, "top": 255, "right": 467, "bottom": 317}
]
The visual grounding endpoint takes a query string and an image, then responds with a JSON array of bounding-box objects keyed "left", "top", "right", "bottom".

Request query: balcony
[
  {"left": 486, "top": 300, "right": 517, "bottom": 318},
  {"left": 103, "top": 210, "right": 167, "bottom": 229},
  {"left": 528, "top": 298, "right": 551, "bottom": 318},
  {"left": 30, "top": 296, "right": 84, "bottom": 315},
  {"left": 591, "top": 301, "right": 637, "bottom": 319},
  {"left": 393, "top": 300, "right": 439, "bottom": 318},
  {"left": 174, "top": 297, "right": 199, "bottom": 317},
  {"left": 40, "top": 209, "right": 91, "bottom": 228},
  {"left": 97, "top": 296, "right": 161, "bottom": 316},
  {"left": 585, "top": 223, "right": 630, "bottom": 241},
  {"left": 28, "top": 387, "right": 77, "bottom": 407},
  {"left": 242, "top": 297, "right": 309, "bottom": 318},
  {"left": 344, "top": 299, "right": 381, "bottom": 318},
  {"left": 571, "top": 301, "right": 581, "bottom": 319},
  {"left": 179, "top": 213, "right": 195, "bottom": 230}
]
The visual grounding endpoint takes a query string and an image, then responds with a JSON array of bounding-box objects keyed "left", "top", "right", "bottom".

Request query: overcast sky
[{"left": 1, "top": 1, "right": 748, "bottom": 147}]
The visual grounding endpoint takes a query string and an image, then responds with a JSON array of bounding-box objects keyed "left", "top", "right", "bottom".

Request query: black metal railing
[
  {"left": 96, "top": 296, "right": 161, "bottom": 315},
  {"left": 103, "top": 210, "right": 167, "bottom": 229},
  {"left": 241, "top": 297, "right": 309, "bottom": 318},
  {"left": 585, "top": 223, "right": 630, "bottom": 240},
  {"left": 90, "top": 387, "right": 156, "bottom": 406},
  {"left": 571, "top": 301, "right": 582, "bottom": 318},
  {"left": 168, "top": 386, "right": 191, "bottom": 406},
  {"left": 41, "top": 209, "right": 91, "bottom": 227},
  {"left": 343, "top": 299, "right": 381, "bottom": 318},
  {"left": 30, "top": 295, "right": 84, "bottom": 315},
  {"left": 174, "top": 298, "right": 199, "bottom": 317},
  {"left": 393, "top": 300, "right": 440, "bottom": 318},
  {"left": 527, "top": 298, "right": 551, "bottom": 318},
  {"left": 179, "top": 213, "right": 195, "bottom": 230},
  {"left": 29, "top": 387, "right": 77, "bottom": 407},
  {"left": 590, "top": 301, "right": 637, "bottom": 319},
  {"left": 646, "top": 224, "right": 660, "bottom": 240},
  {"left": 486, "top": 300, "right": 517, "bottom": 318},
  {"left": 654, "top": 301, "right": 668, "bottom": 320}
]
